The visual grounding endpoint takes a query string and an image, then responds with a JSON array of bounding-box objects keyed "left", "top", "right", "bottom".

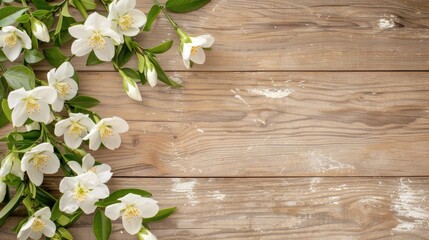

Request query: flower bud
[
  {"left": 145, "top": 60, "right": 157, "bottom": 87},
  {"left": 122, "top": 76, "right": 142, "bottom": 101},
  {"left": 137, "top": 228, "right": 157, "bottom": 240},
  {"left": 32, "top": 18, "right": 50, "bottom": 42}
]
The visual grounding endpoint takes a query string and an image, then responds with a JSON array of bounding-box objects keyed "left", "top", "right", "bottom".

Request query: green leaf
[
  {"left": 121, "top": 68, "right": 140, "bottom": 82},
  {"left": 55, "top": 13, "right": 64, "bottom": 35},
  {"left": 0, "top": 7, "right": 28, "bottom": 27},
  {"left": 16, "top": 14, "right": 30, "bottom": 23},
  {"left": 0, "top": 184, "right": 25, "bottom": 226},
  {"left": 116, "top": 45, "right": 133, "bottom": 67},
  {"left": 43, "top": 47, "right": 67, "bottom": 67},
  {"left": 3, "top": 65, "right": 35, "bottom": 90},
  {"left": 35, "top": 186, "right": 57, "bottom": 207},
  {"left": 61, "top": 2, "right": 72, "bottom": 17},
  {"left": 143, "top": 5, "right": 160, "bottom": 31},
  {"left": 147, "top": 40, "right": 173, "bottom": 54},
  {"left": 144, "top": 207, "right": 176, "bottom": 222},
  {"left": 24, "top": 49, "right": 44, "bottom": 63},
  {"left": 165, "top": 0, "right": 210, "bottom": 13},
  {"left": 93, "top": 210, "right": 111, "bottom": 240},
  {"left": 12, "top": 216, "right": 28, "bottom": 234},
  {"left": 86, "top": 51, "right": 103, "bottom": 65},
  {"left": 0, "top": 50, "right": 7, "bottom": 62},
  {"left": 146, "top": 55, "right": 181, "bottom": 87},
  {"left": 81, "top": 0, "right": 97, "bottom": 10},
  {"left": 31, "top": 10, "right": 51, "bottom": 18},
  {"left": 95, "top": 189, "right": 152, "bottom": 207},
  {"left": 137, "top": 54, "right": 145, "bottom": 73},
  {"left": 32, "top": 0, "right": 54, "bottom": 10},
  {"left": 67, "top": 96, "right": 100, "bottom": 109},
  {"left": 58, "top": 227, "right": 74, "bottom": 240}
]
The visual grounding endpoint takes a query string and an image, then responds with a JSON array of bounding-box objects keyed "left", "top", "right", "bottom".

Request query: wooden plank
[
  {"left": 3, "top": 177, "right": 429, "bottom": 239},
  {"left": 2, "top": 71, "right": 427, "bottom": 176},
  {"left": 30, "top": 0, "right": 429, "bottom": 71}
]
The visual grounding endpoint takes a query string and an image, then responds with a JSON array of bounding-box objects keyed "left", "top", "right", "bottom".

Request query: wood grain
[
  {"left": 3, "top": 177, "right": 429, "bottom": 239},
  {"left": 2, "top": 71, "right": 428, "bottom": 176},
  {"left": 29, "top": 0, "right": 429, "bottom": 71}
]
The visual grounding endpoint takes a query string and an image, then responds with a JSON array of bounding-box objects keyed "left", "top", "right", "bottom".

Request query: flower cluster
[{"left": 0, "top": 0, "right": 212, "bottom": 239}]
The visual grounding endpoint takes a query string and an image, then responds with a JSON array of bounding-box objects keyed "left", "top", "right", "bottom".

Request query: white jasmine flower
[
  {"left": 83, "top": 116, "right": 129, "bottom": 150},
  {"left": 17, "top": 207, "right": 56, "bottom": 240},
  {"left": 0, "top": 26, "right": 31, "bottom": 62},
  {"left": 137, "top": 228, "right": 158, "bottom": 240},
  {"left": 55, "top": 113, "right": 95, "bottom": 149},
  {"left": 179, "top": 32, "right": 214, "bottom": 69},
  {"left": 21, "top": 143, "right": 60, "bottom": 186},
  {"left": 105, "top": 193, "right": 159, "bottom": 235},
  {"left": 69, "top": 12, "right": 122, "bottom": 61},
  {"left": 31, "top": 19, "right": 50, "bottom": 43},
  {"left": 7, "top": 87, "right": 57, "bottom": 127},
  {"left": 0, "top": 152, "right": 24, "bottom": 180},
  {"left": 144, "top": 61, "right": 157, "bottom": 87},
  {"left": 68, "top": 153, "right": 112, "bottom": 183},
  {"left": 47, "top": 62, "right": 78, "bottom": 112},
  {"left": 122, "top": 76, "right": 142, "bottom": 101},
  {"left": 108, "top": 0, "right": 147, "bottom": 38},
  {"left": 59, "top": 172, "right": 109, "bottom": 214}
]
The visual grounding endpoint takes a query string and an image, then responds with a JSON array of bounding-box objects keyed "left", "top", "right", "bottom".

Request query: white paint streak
[
  {"left": 328, "top": 184, "right": 349, "bottom": 191},
  {"left": 378, "top": 18, "right": 395, "bottom": 29},
  {"left": 196, "top": 128, "right": 204, "bottom": 133},
  {"left": 207, "top": 190, "right": 226, "bottom": 201},
  {"left": 247, "top": 88, "right": 294, "bottom": 99},
  {"left": 170, "top": 73, "right": 183, "bottom": 84},
  {"left": 230, "top": 89, "right": 250, "bottom": 106},
  {"left": 171, "top": 178, "right": 199, "bottom": 206},
  {"left": 392, "top": 178, "right": 429, "bottom": 233},
  {"left": 305, "top": 150, "right": 355, "bottom": 173}
]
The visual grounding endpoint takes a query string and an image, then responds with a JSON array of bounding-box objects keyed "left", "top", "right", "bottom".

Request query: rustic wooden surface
[{"left": 2, "top": 0, "right": 429, "bottom": 239}]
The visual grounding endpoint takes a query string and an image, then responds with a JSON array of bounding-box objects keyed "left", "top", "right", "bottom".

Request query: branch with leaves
[{"left": 0, "top": 0, "right": 213, "bottom": 239}]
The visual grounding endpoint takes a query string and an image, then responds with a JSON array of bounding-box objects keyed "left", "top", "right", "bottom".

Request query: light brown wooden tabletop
[{"left": 2, "top": 0, "right": 429, "bottom": 239}]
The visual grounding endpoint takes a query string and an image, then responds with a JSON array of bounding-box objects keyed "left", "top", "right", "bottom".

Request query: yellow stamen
[
  {"left": 31, "top": 218, "right": 45, "bottom": 232},
  {"left": 191, "top": 46, "right": 199, "bottom": 56},
  {"left": 68, "top": 122, "right": 87, "bottom": 137},
  {"left": 4, "top": 32, "right": 17, "bottom": 48},
  {"left": 33, "top": 154, "right": 48, "bottom": 169},
  {"left": 99, "top": 124, "right": 114, "bottom": 139},
  {"left": 123, "top": 205, "right": 140, "bottom": 221},
  {"left": 88, "top": 32, "right": 105, "bottom": 50},
  {"left": 25, "top": 97, "right": 40, "bottom": 114},
  {"left": 55, "top": 82, "right": 72, "bottom": 97},
  {"left": 118, "top": 14, "right": 134, "bottom": 31},
  {"left": 73, "top": 184, "right": 89, "bottom": 202},
  {"left": 88, "top": 167, "right": 97, "bottom": 173}
]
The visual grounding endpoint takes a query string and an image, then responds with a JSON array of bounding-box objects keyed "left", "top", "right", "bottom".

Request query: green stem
[{"left": 153, "top": 0, "right": 178, "bottom": 29}]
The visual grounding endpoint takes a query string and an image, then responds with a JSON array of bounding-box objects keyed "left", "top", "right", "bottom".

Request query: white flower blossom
[
  {"left": 0, "top": 26, "right": 31, "bottom": 62},
  {"left": 0, "top": 152, "right": 24, "bottom": 180},
  {"left": 25, "top": 122, "right": 40, "bottom": 132},
  {"left": 21, "top": 143, "right": 60, "bottom": 186},
  {"left": 144, "top": 61, "right": 157, "bottom": 87},
  {"left": 47, "top": 62, "right": 78, "bottom": 112},
  {"left": 0, "top": 180, "right": 5, "bottom": 203},
  {"left": 31, "top": 19, "right": 50, "bottom": 43},
  {"left": 68, "top": 153, "right": 112, "bottom": 183},
  {"left": 180, "top": 33, "right": 214, "bottom": 69},
  {"left": 69, "top": 12, "right": 122, "bottom": 61},
  {"left": 105, "top": 193, "right": 159, "bottom": 235},
  {"left": 17, "top": 207, "right": 56, "bottom": 240},
  {"left": 108, "top": 0, "right": 147, "bottom": 38},
  {"left": 59, "top": 172, "right": 109, "bottom": 214},
  {"left": 83, "top": 116, "right": 129, "bottom": 150},
  {"left": 7, "top": 87, "right": 57, "bottom": 127},
  {"left": 55, "top": 113, "right": 95, "bottom": 149}
]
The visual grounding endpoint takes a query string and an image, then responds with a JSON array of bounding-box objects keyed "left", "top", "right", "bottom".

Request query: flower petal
[
  {"left": 3, "top": 43, "right": 22, "bottom": 62},
  {"left": 40, "top": 153, "right": 60, "bottom": 174},
  {"left": 102, "top": 132, "right": 121, "bottom": 150},
  {"left": 51, "top": 97, "right": 65, "bottom": 112},
  {"left": 59, "top": 191, "right": 80, "bottom": 213},
  {"left": 55, "top": 62, "right": 75, "bottom": 79},
  {"left": 88, "top": 132, "right": 102, "bottom": 150},
  {"left": 11, "top": 102, "right": 28, "bottom": 127},
  {"left": 105, "top": 203, "right": 125, "bottom": 220},
  {"left": 122, "top": 215, "right": 143, "bottom": 235},
  {"left": 190, "top": 36, "right": 207, "bottom": 46},
  {"left": 42, "top": 219, "right": 56, "bottom": 237},
  {"left": 106, "top": 117, "right": 129, "bottom": 133},
  {"left": 128, "top": 9, "right": 147, "bottom": 27},
  {"left": 183, "top": 58, "right": 191, "bottom": 69},
  {"left": 71, "top": 39, "right": 92, "bottom": 57},
  {"left": 80, "top": 198, "right": 97, "bottom": 214},
  {"left": 94, "top": 38, "right": 115, "bottom": 61},
  {"left": 34, "top": 206, "right": 51, "bottom": 218},
  {"left": 119, "top": 26, "right": 140, "bottom": 37},
  {"left": 32, "top": 86, "right": 57, "bottom": 104},
  {"left": 182, "top": 43, "right": 192, "bottom": 60},
  {"left": 82, "top": 154, "right": 95, "bottom": 171},
  {"left": 15, "top": 29, "right": 31, "bottom": 49},
  {"left": 32, "top": 142, "right": 54, "bottom": 153},
  {"left": 137, "top": 198, "right": 159, "bottom": 218},
  {"left": 189, "top": 47, "right": 206, "bottom": 64},
  {"left": 67, "top": 161, "right": 85, "bottom": 175},
  {"left": 116, "top": 0, "right": 135, "bottom": 14},
  {"left": 95, "top": 164, "right": 113, "bottom": 183},
  {"left": 7, "top": 88, "right": 27, "bottom": 108},
  {"left": 59, "top": 176, "right": 77, "bottom": 193},
  {"left": 200, "top": 34, "right": 214, "bottom": 48},
  {"left": 62, "top": 78, "right": 79, "bottom": 100},
  {"left": 28, "top": 102, "right": 51, "bottom": 124},
  {"left": 54, "top": 119, "right": 71, "bottom": 136},
  {"left": 68, "top": 25, "right": 91, "bottom": 39},
  {"left": 64, "top": 130, "right": 83, "bottom": 149},
  {"left": 0, "top": 182, "right": 6, "bottom": 202},
  {"left": 26, "top": 164, "right": 43, "bottom": 186}
]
